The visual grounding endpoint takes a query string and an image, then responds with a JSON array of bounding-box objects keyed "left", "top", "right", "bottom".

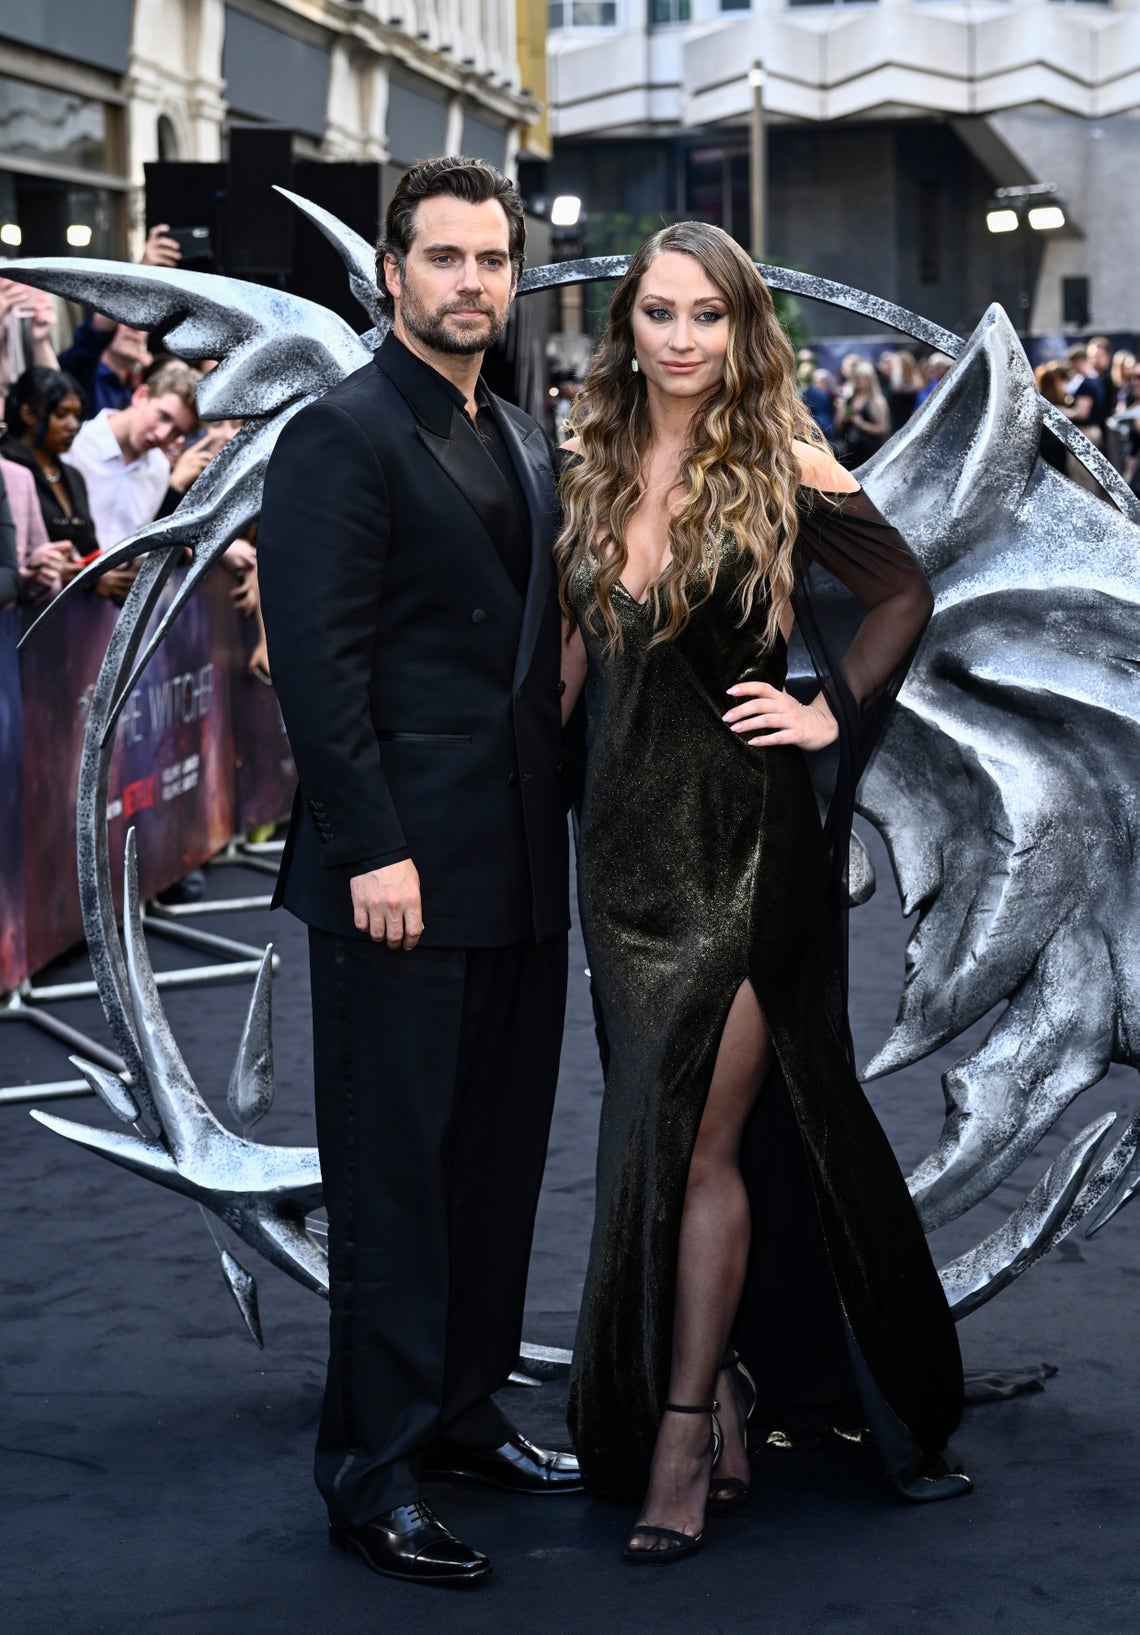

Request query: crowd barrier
[{"left": 0, "top": 570, "right": 296, "bottom": 996}]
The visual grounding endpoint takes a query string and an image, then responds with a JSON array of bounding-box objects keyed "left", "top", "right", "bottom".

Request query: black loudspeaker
[
  {"left": 144, "top": 142, "right": 388, "bottom": 330},
  {"left": 226, "top": 126, "right": 295, "bottom": 276},
  {"left": 1062, "top": 276, "right": 1090, "bottom": 329},
  {"left": 293, "top": 161, "right": 384, "bottom": 328}
]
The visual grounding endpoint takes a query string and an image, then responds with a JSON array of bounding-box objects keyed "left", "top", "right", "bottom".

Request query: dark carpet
[{"left": 2, "top": 823, "right": 1138, "bottom": 1634}]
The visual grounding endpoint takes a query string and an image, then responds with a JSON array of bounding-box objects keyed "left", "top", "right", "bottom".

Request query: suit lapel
[{"left": 493, "top": 400, "right": 557, "bottom": 692}]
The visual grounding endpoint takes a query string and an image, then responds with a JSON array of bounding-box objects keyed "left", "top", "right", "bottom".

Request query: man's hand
[
  {"left": 723, "top": 681, "right": 839, "bottom": 750},
  {"left": 350, "top": 859, "right": 424, "bottom": 949},
  {"left": 141, "top": 224, "right": 182, "bottom": 267}
]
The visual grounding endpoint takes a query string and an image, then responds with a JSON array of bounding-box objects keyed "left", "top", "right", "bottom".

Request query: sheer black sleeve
[
  {"left": 793, "top": 485, "right": 934, "bottom": 724},
  {"left": 789, "top": 485, "right": 934, "bottom": 1059}
]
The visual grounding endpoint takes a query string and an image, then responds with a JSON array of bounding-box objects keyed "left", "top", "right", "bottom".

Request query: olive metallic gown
[{"left": 565, "top": 486, "right": 968, "bottom": 1504}]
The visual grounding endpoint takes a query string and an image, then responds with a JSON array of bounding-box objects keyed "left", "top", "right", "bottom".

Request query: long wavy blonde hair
[{"left": 556, "top": 221, "right": 828, "bottom": 655}]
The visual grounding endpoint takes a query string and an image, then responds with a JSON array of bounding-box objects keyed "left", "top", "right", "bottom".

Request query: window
[
  {"left": 549, "top": 1, "right": 617, "bottom": 27},
  {"left": 0, "top": 76, "right": 117, "bottom": 174},
  {"left": 651, "top": 0, "right": 691, "bottom": 21},
  {"left": 0, "top": 74, "right": 126, "bottom": 256},
  {"left": 720, "top": 0, "right": 750, "bottom": 11}
]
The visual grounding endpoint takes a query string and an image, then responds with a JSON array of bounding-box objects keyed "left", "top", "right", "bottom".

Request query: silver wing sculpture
[{"left": 8, "top": 201, "right": 1140, "bottom": 1345}]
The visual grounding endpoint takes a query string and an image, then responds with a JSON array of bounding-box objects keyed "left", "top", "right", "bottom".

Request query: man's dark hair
[{"left": 375, "top": 155, "right": 526, "bottom": 319}]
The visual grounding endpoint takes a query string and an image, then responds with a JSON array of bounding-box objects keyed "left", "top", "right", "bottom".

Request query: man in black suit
[{"left": 259, "top": 157, "right": 578, "bottom": 1588}]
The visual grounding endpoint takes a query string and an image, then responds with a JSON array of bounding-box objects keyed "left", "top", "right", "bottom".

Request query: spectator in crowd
[
  {"left": 1061, "top": 345, "right": 1106, "bottom": 445},
  {"left": 65, "top": 359, "right": 200, "bottom": 550},
  {"left": 59, "top": 321, "right": 153, "bottom": 419},
  {"left": 915, "top": 352, "right": 952, "bottom": 408},
  {"left": 1087, "top": 335, "right": 1116, "bottom": 416},
  {"left": 1034, "top": 361, "right": 1071, "bottom": 474},
  {"left": 801, "top": 366, "right": 836, "bottom": 443},
  {"left": 55, "top": 224, "right": 181, "bottom": 420},
  {"left": 0, "top": 466, "right": 21, "bottom": 607},
  {"left": 1111, "top": 349, "right": 1136, "bottom": 408},
  {"left": 0, "top": 447, "right": 64, "bottom": 601},
  {"left": 1, "top": 367, "right": 135, "bottom": 601},
  {"left": 550, "top": 377, "right": 580, "bottom": 443},
  {"left": 224, "top": 519, "right": 271, "bottom": 680},
  {"left": 1108, "top": 359, "right": 1140, "bottom": 488},
  {"left": 0, "top": 276, "right": 59, "bottom": 416},
  {"left": 881, "top": 348, "right": 923, "bottom": 432},
  {"left": 833, "top": 358, "right": 890, "bottom": 465}
]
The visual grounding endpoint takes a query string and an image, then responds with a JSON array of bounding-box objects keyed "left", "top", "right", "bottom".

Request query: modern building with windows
[
  {"left": 538, "top": 0, "right": 1140, "bottom": 340},
  {"left": 0, "top": 0, "right": 548, "bottom": 261}
]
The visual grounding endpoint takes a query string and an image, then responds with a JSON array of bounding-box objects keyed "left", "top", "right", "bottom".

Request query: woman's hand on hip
[{"left": 723, "top": 681, "right": 839, "bottom": 751}]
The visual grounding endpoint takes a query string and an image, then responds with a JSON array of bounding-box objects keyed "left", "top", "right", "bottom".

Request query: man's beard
[{"left": 400, "top": 285, "right": 509, "bottom": 356}]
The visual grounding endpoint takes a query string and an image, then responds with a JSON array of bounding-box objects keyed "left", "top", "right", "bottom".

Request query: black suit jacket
[{"left": 258, "top": 334, "right": 569, "bottom": 947}]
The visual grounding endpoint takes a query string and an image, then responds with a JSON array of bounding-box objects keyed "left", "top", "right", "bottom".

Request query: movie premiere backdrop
[{"left": 0, "top": 568, "right": 296, "bottom": 994}]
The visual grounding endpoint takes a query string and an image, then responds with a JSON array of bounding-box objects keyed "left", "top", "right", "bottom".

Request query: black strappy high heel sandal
[
  {"left": 623, "top": 1399, "right": 722, "bottom": 1566},
  {"left": 709, "top": 1350, "right": 757, "bottom": 1516}
]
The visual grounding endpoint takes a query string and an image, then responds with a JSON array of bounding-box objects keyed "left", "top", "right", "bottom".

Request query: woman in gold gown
[{"left": 556, "top": 223, "right": 969, "bottom": 1564}]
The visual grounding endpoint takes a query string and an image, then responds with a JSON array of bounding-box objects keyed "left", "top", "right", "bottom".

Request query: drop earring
[{"left": 631, "top": 356, "right": 639, "bottom": 373}]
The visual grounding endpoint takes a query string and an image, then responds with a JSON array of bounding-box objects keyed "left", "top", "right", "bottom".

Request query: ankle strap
[{"left": 663, "top": 1399, "right": 720, "bottom": 1415}]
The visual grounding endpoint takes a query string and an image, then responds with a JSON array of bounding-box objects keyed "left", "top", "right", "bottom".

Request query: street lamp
[{"left": 984, "top": 182, "right": 1067, "bottom": 336}]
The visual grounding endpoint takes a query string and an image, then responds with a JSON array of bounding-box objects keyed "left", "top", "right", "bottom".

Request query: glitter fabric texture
[{"left": 565, "top": 487, "right": 965, "bottom": 1502}]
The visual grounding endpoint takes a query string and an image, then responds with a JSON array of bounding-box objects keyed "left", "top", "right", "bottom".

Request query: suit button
[
  {"left": 556, "top": 679, "right": 566, "bottom": 696},
  {"left": 471, "top": 608, "right": 486, "bottom": 624},
  {"left": 506, "top": 772, "right": 517, "bottom": 787},
  {"left": 555, "top": 757, "right": 564, "bottom": 775}
]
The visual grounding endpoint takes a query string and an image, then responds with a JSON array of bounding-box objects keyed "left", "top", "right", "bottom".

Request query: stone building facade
[{"left": 0, "top": 0, "right": 547, "bottom": 259}]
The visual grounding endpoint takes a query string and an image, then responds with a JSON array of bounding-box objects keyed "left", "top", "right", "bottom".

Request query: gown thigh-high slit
[{"left": 565, "top": 486, "right": 968, "bottom": 1504}]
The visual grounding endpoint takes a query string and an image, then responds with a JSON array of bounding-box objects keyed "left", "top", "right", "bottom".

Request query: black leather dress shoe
[
  {"left": 422, "top": 1431, "right": 584, "bottom": 1494},
  {"left": 328, "top": 1500, "right": 490, "bottom": 1585}
]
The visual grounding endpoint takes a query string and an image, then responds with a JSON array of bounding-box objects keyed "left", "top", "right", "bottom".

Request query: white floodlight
[
  {"left": 0, "top": 222, "right": 22, "bottom": 247},
  {"left": 1028, "top": 205, "right": 1065, "bottom": 232},
  {"left": 550, "top": 195, "right": 582, "bottom": 228},
  {"left": 66, "top": 224, "right": 93, "bottom": 247},
  {"left": 985, "top": 209, "right": 1019, "bottom": 235}
]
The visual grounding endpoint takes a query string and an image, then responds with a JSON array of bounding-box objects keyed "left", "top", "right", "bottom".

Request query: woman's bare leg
[{"left": 627, "top": 981, "right": 770, "bottom": 1552}]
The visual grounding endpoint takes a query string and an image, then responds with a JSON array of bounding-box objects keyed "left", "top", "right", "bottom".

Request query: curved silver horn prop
[{"left": 9, "top": 205, "right": 1138, "bottom": 1341}]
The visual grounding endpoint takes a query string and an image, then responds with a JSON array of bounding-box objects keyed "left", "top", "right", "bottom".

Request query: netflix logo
[{"left": 122, "top": 776, "right": 156, "bottom": 817}]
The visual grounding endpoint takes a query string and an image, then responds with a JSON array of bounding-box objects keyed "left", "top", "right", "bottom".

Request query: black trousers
[{"left": 307, "top": 928, "right": 568, "bottom": 1527}]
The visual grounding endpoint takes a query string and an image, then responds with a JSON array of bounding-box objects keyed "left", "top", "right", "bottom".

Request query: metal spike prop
[{"left": 10, "top": 206, "right": 1140, "bottom": 1343}]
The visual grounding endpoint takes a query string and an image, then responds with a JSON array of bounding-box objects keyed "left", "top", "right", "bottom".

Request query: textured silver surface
[
  {"left": 219, "top": 1248, "right": 264, "bottom": 1347},
  {"left": 855, "top": 304, "right": 1140, "bottom": 1235},
  {"left": 13, "top": 205, "right": 1139, "bottom": 1338},
  {"left": 31, "top": 831, "right": 327, "bottom": 1294},
  {"left": 227, "top": 946, "right": 275, "bottom": 1131}
]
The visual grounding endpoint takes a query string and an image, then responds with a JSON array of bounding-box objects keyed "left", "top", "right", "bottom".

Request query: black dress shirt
[{"left": 425, "top": 357, "right": 532, "bottom": 599}]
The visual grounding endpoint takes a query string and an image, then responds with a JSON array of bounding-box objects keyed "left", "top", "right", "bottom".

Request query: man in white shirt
[{"left": 65, "top": 360, "right": 199, "bottom": 550}]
